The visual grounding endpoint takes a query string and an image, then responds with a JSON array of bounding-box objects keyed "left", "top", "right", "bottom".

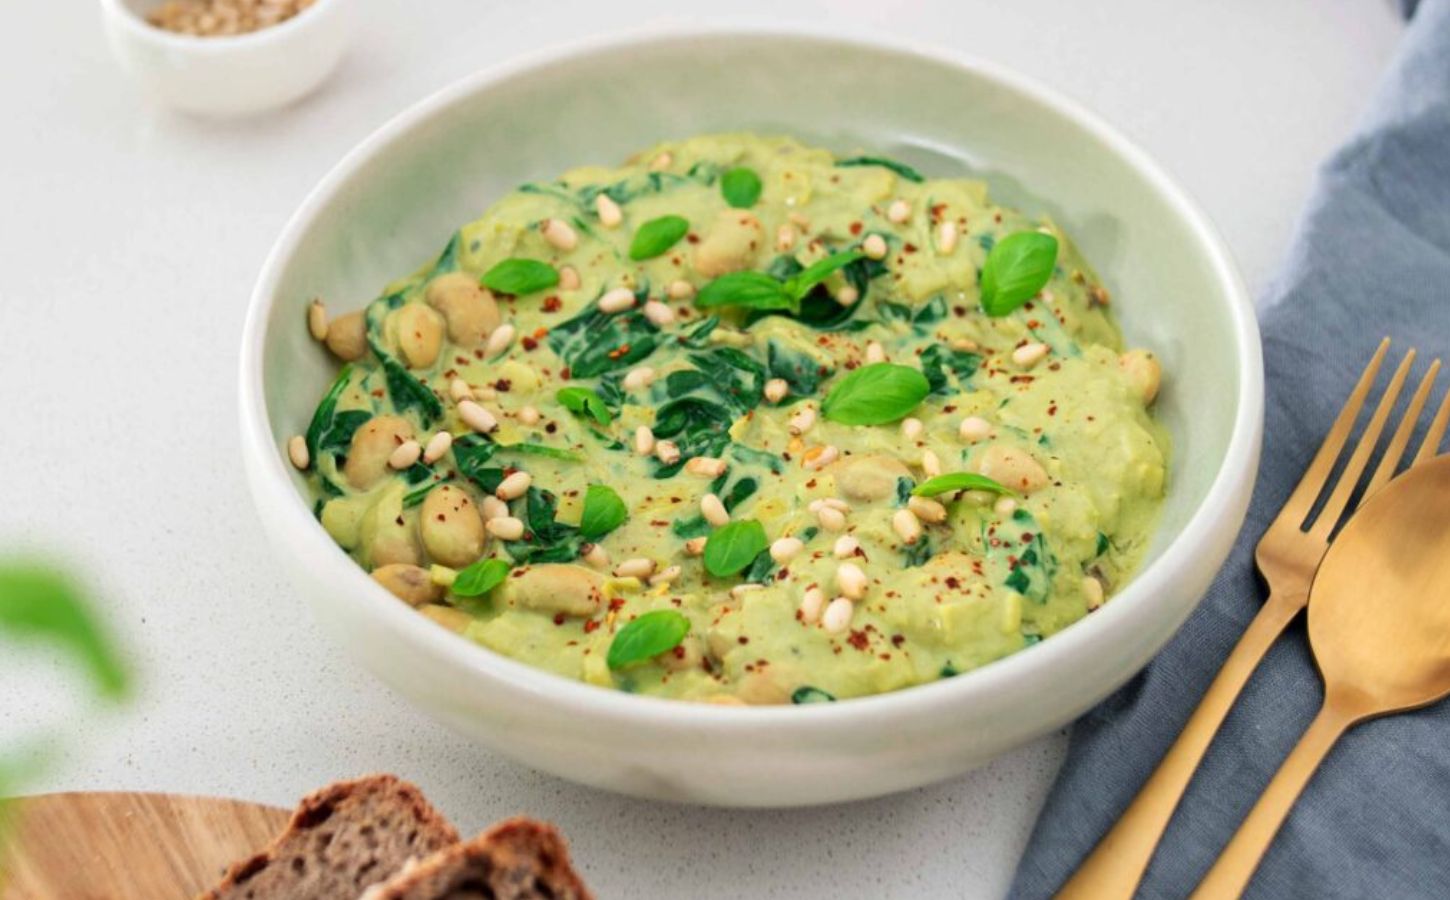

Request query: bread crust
[{"left": 362, "top": 817, "right": 592, "bottom": 900}]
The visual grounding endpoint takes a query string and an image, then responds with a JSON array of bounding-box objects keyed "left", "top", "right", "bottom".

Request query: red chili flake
[
  {"left": 945, "top": 576, "right": 961, "bottom": 589},
  {"left": 776, "top": 568, "right": 790, "bottom": 580},
  {"left": 474, "top": 348, "right": 485, "bottom": 359},
  {"left": 1021, "top": 533, "right": 1034, "bottom": 544},
  {"left": 1026, "top": 319, "right": 1041, "bottom": 329},
  {"left": 608, "top": 598, "right": 626, "bottom": 611},
  {"left": 847, "top": 630, "right": 870, "bottom": 651},
  {"left": 686, "top": 233, "right": 700, "bottom": 244},
  {"left": 552, "top": 613, "right": 566, "bottom": 626},
  {"left": 943, "top": 404, "right": 957, "bottom": 413},
  {"left": 903, "top": 243, "right": 918, "bottom": 254},
  {"left": 930, "top": 203, "right": 947, "bottom": 221},
  {"left": 521, "top": 336, "right": 538, "bottom": 351},
  {"left": 805, "top": 478, "right": 818, "bottom": 488},
  {"left": 545, "top": 422, "right": 557, "bottom": 433},
  {"left": 845, "top": 359, "right": 859, "bottom": 370},
  {"left": 649, "top": 519, "right": 669, "bottom": 527},
  {"left": 849, "top": 221, "right": 863, "bottom": 235},
  {"left": 443, "top": 368, "right": 459, "bottom": 379},
  {"left": 1047, "top": 404, "right": 1058, "bottom": 416},
  {"left": 952, "top": 305, "right": 967, "bottom": 317},
  {"left": 494, "top": 378, "right": 512, "bottom": 392},
  {"left": 879, "top": 653, "right": 892, "bottom": 661},
  {"left": 607, "top": 343, "right": 631, "bottom": 360},
  {"left": 737, "top": 636, "right": 750, "bottom": 645},
  {"left": 560, "top": 367, "right": 571, "bottom": 379},
  {"left": 542, "top": 295, "right": 562, "bottom": 312},
  {"left": 371, "top": 389, "right": 385, "bottom": 398},
  {"left": 891, "top": 634, "right": 906, "bottom": 648},
  {"left": 583, "top": 619, "right": 600, "bottom": 633},
  {"left": 1010, "top": 375, "right": 1035, "bottom": 384},
  {"left": 672, "top": 645, "right": 687, "bottom": 659}
]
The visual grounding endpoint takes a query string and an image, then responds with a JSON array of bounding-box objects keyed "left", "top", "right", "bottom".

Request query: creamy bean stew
[{"left": 293, "top": 134, "right": 1168, "bottom": 705}]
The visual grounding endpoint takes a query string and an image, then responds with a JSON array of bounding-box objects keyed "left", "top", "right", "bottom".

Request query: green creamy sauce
[{"left": 305, "top": 133, "right": 1169, "bottom": 705}]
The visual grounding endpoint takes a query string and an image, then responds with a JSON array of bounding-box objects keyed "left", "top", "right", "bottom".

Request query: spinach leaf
[
  {"left": 676, "top": 315, "right": 720, "bottom": 349},
  {"left": 903, "top": 534, "right": 934, "bottom": 567},
  {"left": 432, "top": 231, "right": 462, "bottom": 275},
  {"left": 557, "top": 386, "right": 613, "bottom": 425},
  {"left": 504, "top": 487, "right": 584, "bottom": 564},
  {"left": 607, "top": 609, "right": 690, "bottom": 669},
  {"left": 720, "top": 166, "right": 763, "bottom": 208},
  {"left": 821, "top": 363, "right": 930, "bottom": 425},
  {"left": 452, "top": 559, "right": 509, "bottom": 598},
  {"left": 879, "top": 295, "right": 947, "bottom": 328},
  {"left": 548, "top": 302, "right": 660, "bottom": 379},
  {"left": 919, "top": 344, "right": 982, "bottom": 395},
  {"left": 403, "top": 473, "right": 452, "bottom": 508},
  {"left": 377, "top": 351, "right": 443, "bottom": 424},
  {"left": 688, "top": 348, "right": 765, "bottom": 414},
  {"left": 766, "top": 340, "right": 830, "bottom": 396},
  {"left": 997, "top": 508, "right": 1057, "bottom": 603},
  {"left": 481, "top": 258, "right": 560, "bottom": 295},
  {"left": 980, "top": 232, "right": 1058, "bottom": 317},
  {"left": 727, "top": 445, "right": 784, "bottom": 475},
  {"left": 579, "top": 484, "right": 627, "bottom": 540},
  {"left": 452, "top": 434, "right": 504, "bottom": 493},
  {"left": 649, "top": 397, "right": 733, "bottom": 477},
  {"left": 791, "top": 686, "right": 837, "bottom": 704},
  {"left": 629, "top": 215, "right": 690, "bottom": 260},
  {"left": 834, "top": 155, "right": 925, "bottom": 183},
  {"left": 703, "top": 520, "right": 769, "bottom": 577},
  {"left": 664, "top": 369, "right": 709, "bottom": 398},
  {"left": 304, "top": 363, "right": 361, "bottom": 462}
]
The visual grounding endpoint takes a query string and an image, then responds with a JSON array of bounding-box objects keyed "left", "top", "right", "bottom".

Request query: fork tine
[
  {"left": 1363, "top": 359, "right": 1440, "bottom": 498},
  {"left": 1412, "top": 382, "right": 1450, "bottom": 466},
  {"left": 1305, "top": 348, "right": 1415, "bottom": 540},
  {"left": 1276, "top": 338, "right": 1390, "bottom": 527}
]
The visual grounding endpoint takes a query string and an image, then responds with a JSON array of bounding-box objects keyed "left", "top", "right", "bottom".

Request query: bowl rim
[
  {"left": 99, "top": 0, "right": 339, "bottom": 50},
  {"left": 239, "top": 24, "right": 1264, "bottom": 731}
]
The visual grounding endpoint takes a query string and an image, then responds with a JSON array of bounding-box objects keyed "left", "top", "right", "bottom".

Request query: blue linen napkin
[{"left": 1010, "top": 0, "right": 1450, "bottom": 896}]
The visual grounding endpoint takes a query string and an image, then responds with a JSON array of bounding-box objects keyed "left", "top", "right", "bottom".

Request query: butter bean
[
  {"left": 396, "top": 303, "right": 445, "bottom": 369},
  {"left": 693, "top": 209, "right": 764, "bottom": 277},
  {"left": 500, "top": 564, "right": 605, "bottom": 617},
  {"left": 324, "top": 310, "right": 367, "bottom": 361},
  {"left": 372, "top": 564, "right": 443, "bottom": 606},
  {"left": 835, "top": 454, "right": 912, "bottom": 502},
  {"left": 976, "top": 444, "right": 1050, "bottom": 494},
  {"left": 344, "top": 416, "right": 414, "bottom": 489},
  {"left": 420, "top": 485, "right": 487, "bottom": 568},
  {"left": 425, "top": 272, "right": 500, "bottom": 347},
  {"left": 1119, "top": 348, "right": 1162, "bottom": 404}
]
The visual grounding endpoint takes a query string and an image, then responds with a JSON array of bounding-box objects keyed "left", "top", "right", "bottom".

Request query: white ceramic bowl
[
  {"left": 240, "top": 28, "right": 1263, "bottom": 807},
  {"left": 99, "top": 0, "right": 354, "bottom": 117}
]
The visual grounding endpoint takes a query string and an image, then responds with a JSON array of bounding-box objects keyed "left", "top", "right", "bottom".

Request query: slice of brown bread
[
  {"left": 360, "top": 817, "right": 592, "bottom": 900},
  {"left": 197, "top": 774, "right": 460, "bottom": 900}
]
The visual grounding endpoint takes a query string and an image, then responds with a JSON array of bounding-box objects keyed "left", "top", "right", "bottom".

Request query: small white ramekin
[{"left": 99, "top": 0, "right": 354, "bottom": 117}]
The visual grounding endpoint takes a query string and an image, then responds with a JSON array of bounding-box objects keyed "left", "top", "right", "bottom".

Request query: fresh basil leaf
[
  {"left": 703, "top": 519, "right": 769, "bottom": 577},
  {"left": 834, "top": 155, "right": 925, "bottom": 183},
  {"left": 980, "top": 232, "right": 1058, "bottom": 317},
  {"left": 0, "top": 564, "right": 128, "bottom": 700},
  {"left": 784, "top": 250, "right": 865, "bottom": 301},
  {"left": 481, "top": 258, "right": 560, "bottom": 295},
  {"left": 607, "top": 609, "right": 691, "bottom": 669},
  {"left": 580, "top": 484, "right": 627, "bottom": 540},
  {"left": 695, "top": 271, "right": 794, "bottom": 312},
  {"left": 557, "top": 387, "right": 612, "bottom": 425},
  {"left": 821, "top": 363, "right": 930, "bottom": 425},
  {"left": 791, "top": 686, "right": 837, "bottom": 704},
  {"left": 629, "top": 215, "right": 690, "bottom": 261},
  {"left": 720, "top": 166, "right": 762, "bottom": 208},
  {"left": 912, "top": 472, "right": 1013, "bottom": 497},
  {"left": 451, "top": 558, "right": 509, "bottom": 598}
]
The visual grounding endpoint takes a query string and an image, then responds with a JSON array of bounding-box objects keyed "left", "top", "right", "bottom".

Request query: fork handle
[
  {"left": 1190, "top": 699, "right": 1359, "bottom": 898},
  {"left": 1055, "top": 590, "right": 1303, "bottom": 900}
]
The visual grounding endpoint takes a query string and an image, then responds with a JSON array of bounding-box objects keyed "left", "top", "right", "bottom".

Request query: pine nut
[
  {"left": 458, "top": 400, "right": 499, "bottom": 433},
  {"left": 650, "top": 565, "right": 682, "bottom": 586},
  {"left": 481, "top": 496, "right": 508, "bottom": 520},
  {"left": 559, "top": 265, "right": 581, "bottom": 290},
  {"left": 1012, "top": 342, "right": 1050, "bottom": 369},
  {"left": 764, "top": 378, "right": 789, "bottom": 403},
  {"left": 582, "top": 543, "right": 610, "bottom": 569},
  {"left": 922, "top": 449, "right": 943, "bottom": 477},
  {"left": 816, "top": 506, "right": 847, "bottom": 532},
  {"left": 730, "top": 584, "right": 764, "bottom": 600},
  {"left": 622, "top": 366, "right": 656, "bottom": 392},
  {"left": 683, "top": 537, "right": 706, "bottom": 556},
  {"left": 449, "top": 378, "right": 474, "bottom": 403},
  {"left": 287, "top": 435, "right": 309, "bottom": 470},
  {"left": 892, "top": 508, "right": 923, "bottom": 544},
  {"left": 487, "top": 516, "right": 525, "bottom": 540},
  {"left": 952, "top": 337, "right": 979, "bottom": 352},
  {"left": 959, "top": 416, "right": 992, "bottom": 443},
  {"left": 887, "top": 200, "right": 911, "bottom": 224},
  {"left": 937, "top": 221, "right": 958, "bottom": 254},
  {"left": 862, "top": 234, "right": 888, "bottom": 260},
  {"left": 822, "top": 597, "right": 854, "bottom": 633},
  {"left": 800, "top": 587, "right": 826, "bottom": 625},
  {"left": 667, "top": 280, "right": 695, "bottom": 300},
  {"left": 833, "top": 535, "right": 860, "bottom": 559},
  {"left": 788, "top": 406, "right": 817, "bottom": 435},
  {"left": 865, "top": 341, "right": 886, "bottom": 363},
  {"left": 649, "top": 151, "right": 673, "bottom": 171},
  {"left": 788, "top": 211, "right": 812, "bottom": 229},
  {"left": 770, "top": 537, "right": 804, "bottom": 564},
  {"left": 542, "top": 218, "right": 578, "bottom": 251},
  {"left": 808, "top": 498, "right": 850, "bottom": 513},
  {"left": 994, "top": 497, "right": 1018, "bottom": 516},
  {"left": 599, "top": 287, "right": 637, "bottom": 314},
  {"left": 388, "top": 439, "right": 422, "bottom": 470},
  {"left": 642, "top": 300, "right": 675, "bottom": 326},
  {"left": 908, "top": 496, "right": 948, "bottom": 523},
  {"left": 485, "top": 323, "right": 515, "bottom": 356},
  {"left": 423, "top": 431, "right": 453, "bottom": 464},
  {"left": 614, "top": 557, "right": 656, "bottom": 579},
  {"left": 495, "top": 471, "right": 532, "bottom": 500},
  {"left": 595, "top": 193, "right": 623, "bottom": 228},
  {"left": 634, "top": 426, "right": 656, "bottom": 456},
  {"left": 517, "top": 405, "right": 541, "bottom": 426},
  {"left": 836, "top": 562, "right": 868, "bottom": 600},
  {"left": 901, "top": 417, "right": 924, "bottom": 440},
  {"left": 685, "top": 456, "right": 727, "bottom": 478},
  {"left": 836, "top": 285, "right": 860, "bottom": 307},
  {"left": 307, "top": 299, "right": 328, "bottom": 341},
  {"left": 654, "top": 440, "right": 681, "bottom": 465},
  {"left": 776, "top": 224, "right": 797, "bottom": 252},
  {"left": 1083, "top": 575, "right": 1105, "bottom": 610},
  {"left": 474, "top": 385, "right": 497, "bottom": 402},
  {"left": 701, "top": 493, "right": 729, "bottom": 527},
  {"left": 802, "top": 444, "right": 839, "bottom": 471}
]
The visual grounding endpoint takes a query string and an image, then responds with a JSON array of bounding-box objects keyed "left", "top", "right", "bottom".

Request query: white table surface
[{"left": 1, "top": 0, "right": 1402, "bottom": 896}]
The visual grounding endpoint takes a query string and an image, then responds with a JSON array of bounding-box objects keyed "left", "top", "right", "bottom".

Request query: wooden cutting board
[{"left": 1, "top": 792, "right": 289, "bottom": 900}]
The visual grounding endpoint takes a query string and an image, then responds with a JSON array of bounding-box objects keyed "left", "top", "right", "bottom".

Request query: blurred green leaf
[{"left": 0, "top": 563, "right": 129, "bottom": 701}]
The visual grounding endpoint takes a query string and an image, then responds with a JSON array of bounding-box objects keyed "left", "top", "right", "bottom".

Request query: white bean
[
  {"left": 372, "top": 564, "right": 443, "bottom": 606},
  {"left": 396, "top": 303, "right": 445, "bottom": 369},
  {"left": 344, "top": 416, "right": 413, "bottom": 489}
]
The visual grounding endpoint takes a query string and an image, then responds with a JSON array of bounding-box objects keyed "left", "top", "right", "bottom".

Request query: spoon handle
[
  {"left": 1190, "top": 700, "right": 1358, "bottom": 899},
  {"left": 1056, "top": 591, "right": 1302, "bottom": 900}
]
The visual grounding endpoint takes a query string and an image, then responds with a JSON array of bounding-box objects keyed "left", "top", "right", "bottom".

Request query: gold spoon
[{"left": 1191, "top": 454, "right": 1450, "bottom": 898}]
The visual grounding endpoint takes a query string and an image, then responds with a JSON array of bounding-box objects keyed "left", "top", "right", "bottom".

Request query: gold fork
[{"left": 1057, "top": 339, "right": 1450, "bottom": 899}]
